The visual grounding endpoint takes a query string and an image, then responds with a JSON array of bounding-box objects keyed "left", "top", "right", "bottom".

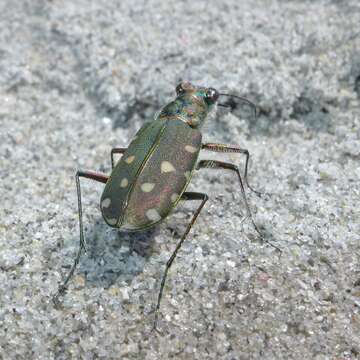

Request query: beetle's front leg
[
  {"left": 197, "top": 160, "right": 280, "bottom": 253},
  {"left": 202, "top": 143, "right": 262, "bottom": 196},
  {"left": 110, "top": 147, "right": 127, "bottom": 169}
]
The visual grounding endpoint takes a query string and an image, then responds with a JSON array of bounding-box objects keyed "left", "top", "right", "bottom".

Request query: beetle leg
[
  {"left": 153, "top": 192, "right": 208, "bottom": 331},
  {"left": 196, "top": 160, "right": 281, "bottom": 253},
  {"left": 201, "top": 143, "right": 262, "bottom": 196},
  {"left": 110, "top": 147, "right": 127, "bottom": 169},
  {"left": 75, "top": 170, "right": 108, "bottom": 251},
  {"left": 53, "top": 170, "right": 108, "bottom": 304}
]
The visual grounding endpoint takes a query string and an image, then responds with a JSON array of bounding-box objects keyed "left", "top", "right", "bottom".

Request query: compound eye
[
  {"left": 205, "top": 88, "right": 219, "bottom": 104},
  {"left": 176, "top": 82, "right": 186, "bottom": 95},
  {"left": 176, "top": 83, "right": 183, "bottom": 95},
  {"left": 176, "top": 81, "right": 193, "bottom": 95}
]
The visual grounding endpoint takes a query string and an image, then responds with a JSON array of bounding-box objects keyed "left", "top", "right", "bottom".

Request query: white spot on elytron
[
  {"left": 161, "top": 161, "right": 176, "bottom": 173},
  {"left": 171, "top": 193, "right": 178, "bottom": 202},
  {"left": 184, "top": 171, "right": 191, "bottom": 180},
  {"left": 141, "top": 183, "right": 155, "bottom": 192},
  {"left": 185, "top": 145, "right": 197, "bottom": 153},
  {"left": 101, "top": 198, "right": 111, "bottom": 208},
  {"left": 122, "top": 222, "right": 138, "bottom": 230},
  {"left": 120, "top": 178, "right": 128, "bottom": 187},
  {"left": 146, "top": 208, "right": 162, "bottom": 222},
  {"left": 107, "top": 218, "right": 117, "bottom": 226},
  {"left": 125, "top": 155, "right": 135, "bottom": 164}
]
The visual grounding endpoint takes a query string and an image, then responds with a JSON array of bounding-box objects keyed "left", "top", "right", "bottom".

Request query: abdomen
[
  {"left": 122, "top": 119, "right": 201, "bottom": 231},
  {"left": 100, "top": 120, "right": 165, "bottom": 227}
]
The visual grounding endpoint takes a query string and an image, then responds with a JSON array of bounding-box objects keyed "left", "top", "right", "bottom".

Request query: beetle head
[
  {"left": 175, "top": 81, "right": 219, "bottom": 107},
  {"left": 173, "top": 81, "right": 258, "bottom": 128}
]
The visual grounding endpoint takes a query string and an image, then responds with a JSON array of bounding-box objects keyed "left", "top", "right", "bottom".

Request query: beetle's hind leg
[
  {"left": 197, "top": 160, "right": 281, "bottom": 253},
  {"left": 53, "top": 170, "right": 108, "bottom": 304},
  {"left": 153, "top": 192, "right": 208, "bottom": 331},
  {"left": 110, "top": 147, "right": 127, "bottom": 169},
  {"left": 202, "top": 143, "right": 263, "bottom": 196}
]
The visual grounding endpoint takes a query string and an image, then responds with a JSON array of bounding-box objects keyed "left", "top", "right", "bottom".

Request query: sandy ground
[{"left": 0, "top": 0, "right": 360, "bottom": 359}]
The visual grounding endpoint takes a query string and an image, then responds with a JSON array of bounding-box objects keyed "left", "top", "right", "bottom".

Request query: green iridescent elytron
[{"left": 54, "top": 81, "right": 263, "bottom": 329}]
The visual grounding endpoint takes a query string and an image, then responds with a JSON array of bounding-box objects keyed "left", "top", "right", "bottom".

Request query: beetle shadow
[{"left": 76, "top": 217, "right": 159, "bottom": 289}]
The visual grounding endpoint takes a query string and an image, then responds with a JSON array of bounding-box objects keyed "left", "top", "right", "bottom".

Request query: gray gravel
[{"left": 1, "top": 0, "right": 360, "bottom": 359}]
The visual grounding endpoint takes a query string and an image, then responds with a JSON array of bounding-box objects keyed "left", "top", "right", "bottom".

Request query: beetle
[{"left": 53, "top": 81, "right": 268, "bottom": 329}]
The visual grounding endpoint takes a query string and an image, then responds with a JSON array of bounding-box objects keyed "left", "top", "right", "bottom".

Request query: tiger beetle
[{"left": 53, "top": 81, "right": 276, "bottom": 330}]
